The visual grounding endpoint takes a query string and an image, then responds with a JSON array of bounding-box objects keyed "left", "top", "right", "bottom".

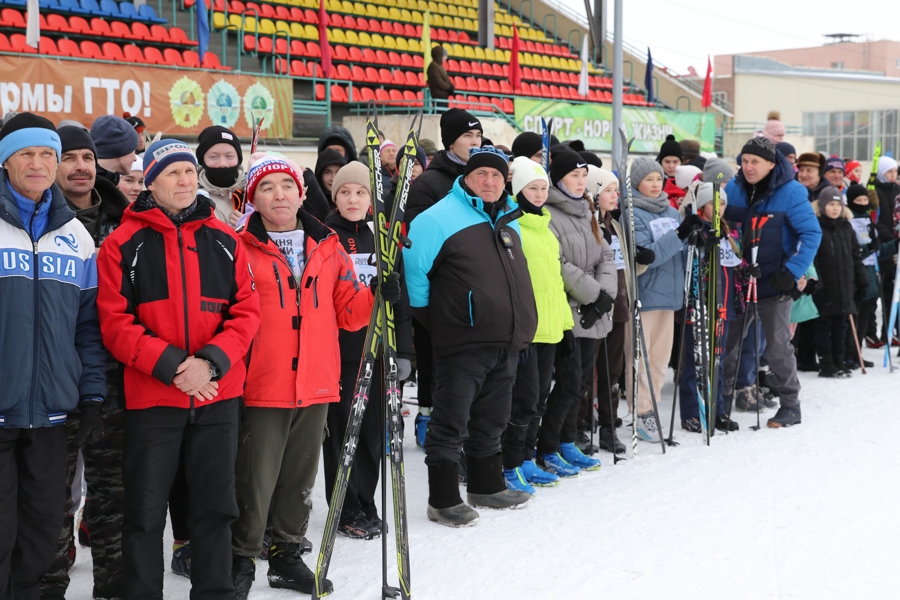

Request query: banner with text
[
  {"left": 0, "top": 55, "right": 293, "bottom": 138},
  {"left": 514, "top": 99, "right": 716, "bottom": 153}
]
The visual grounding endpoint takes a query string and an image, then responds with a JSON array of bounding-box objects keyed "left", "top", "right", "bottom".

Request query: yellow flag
[{"left": 423, "top": 11, "right": 431, "bottom": 81}]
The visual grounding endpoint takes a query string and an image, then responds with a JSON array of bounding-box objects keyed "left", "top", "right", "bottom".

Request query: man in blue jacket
[
  {"left": 0, "top": 113, "right": 106, "bottom": 599},
  {"left": 405, "top": 146, "right": 538, "bottom": 527},
  {"left": 723, "top": 137, "right": 822, "bottom": 428}
]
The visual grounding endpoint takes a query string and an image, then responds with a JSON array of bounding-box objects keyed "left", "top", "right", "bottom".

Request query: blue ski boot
[
  {"left": 520, "top": 459, "right": 559, "bottom": 486},
  {"left": 559, "top": 442, "right": 601, "bottom": 471},
  {"left": 414, "top": 410, "right": 430, "bottom": 449},
  {"left": 538, "top": 452, "right": 580, "bottom": 477},
  {"left": 503, "top": 467, "right": 536, "bottom": 495}
]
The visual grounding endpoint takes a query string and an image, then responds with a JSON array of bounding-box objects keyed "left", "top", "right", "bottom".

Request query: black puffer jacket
[
  {"left": 871, "top": 178, "right": 900, "bottom": 241},
  {"left": 314, "top": 148, "right": 346, "bottom": 207},
  {"left": 812, "top": 206, "right": 868, "bottom": 317},
  {"left": 324, "top": 211, "right": 414, "bottom": 362},
  {"left": 67, "top": 176, "right": 130, "bottom": 248},
  {"left": 317, "top": 125, "right": 358, "bottom": 162},
  {"left": 403, "top": 150, "right": 466, "bottom": 225}
]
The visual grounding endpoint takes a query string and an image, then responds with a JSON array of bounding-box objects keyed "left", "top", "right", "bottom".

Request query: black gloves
[
  {"left": 867, "top": 224, "right": 881, "bottom": 254},
  {"left": 769, "top": 269, "right": 797, "bottom": 293},
  {"left": 75, "top": 402, "right": 104, "bottom": 446},
  {"left": 371, "top": 271, "right": 402, "bottom": 303},
  {"left": 561, "top": 329, "right": 576, "bottom": 359},
  {"left": 676, "top": 214, "right": 704, "bottom": 240},
  {"left": 580, "top": 292, "right": 614, "bottom": 329},
  {"left": 634, "top": 245, "right": 655, "bottom": 265},
  {"left": 746, "top": 263, "right": 761, "bottom": 279},
  {"left": 802, "top": 278, "right": 819, "bottom": 296}
]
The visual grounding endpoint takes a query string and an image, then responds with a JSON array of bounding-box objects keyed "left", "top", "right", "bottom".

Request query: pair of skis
[{"left": 314, "top": 102, "right": 421, "bottom": 600}]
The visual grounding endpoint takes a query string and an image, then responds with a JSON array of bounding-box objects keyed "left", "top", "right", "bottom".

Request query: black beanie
[
  {"left": 578, "top": 151, "right": 602, "bottom": 168},
  {"left": 511, "top": 132, "right": 543, "bottom": 159},
  {"left": 440, "top": 108, "right": 482, "bottom": 150},
  {"left": 567, "top": 139, "right": 586, "bottom": 153},
  {"left": 58, "top": 125, "right": 97, "bottom": 158},
  {"left": 196, "top": 125, "right": 243, "bottom": 167},
  {"left": 464, "top": 146, "right": 509, "bottom": 180},
  {"left": 656, "top": 134, "right": 682, "bottom": 162},
  {"left": 549, "top": 144, "right": 588, "bottom": 186},
  {"left": 846, "top": 183, "right": 869, "bottom": 207},
  {"left": 741, "top": 136, "right": 778, "bottom": 164}
]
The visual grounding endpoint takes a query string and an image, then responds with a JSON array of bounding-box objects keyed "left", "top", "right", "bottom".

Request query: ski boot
[
  {"left": 171, "top": 541, "right": 190, "bottom": 578},
  {"left": 427, "top": 503, "right": 479, "bottom": 527},
  {"left": 559, "top": 442, "right": 601, "bottom": 471},
  {"left": 538, "top": 452, "right": 580, "bottom": 477},
  {"left": 268, "top": 543, "right": 330, "bottom": 595},
  {"left": 233, "top": 556, "right": 255, "bottom": 600},
  {"left": 767, "top": 405, "right": 801, "bottom": 428},
  {"left": 681, "top": 417, "right": 702, "bottom": 433},
  {"left": 520, "top": 459, "right": 559, "bottom": 486},
  {"left": 636, "top": 412, "right": 660, "bottom": 441},
  {"left": 503, "top": 466, "right": 536, "bottom": 495}
]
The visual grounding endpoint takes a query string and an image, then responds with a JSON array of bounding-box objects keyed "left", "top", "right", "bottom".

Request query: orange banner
[{"left": 0, "top": 55, "right": 293, "bottom": 138}]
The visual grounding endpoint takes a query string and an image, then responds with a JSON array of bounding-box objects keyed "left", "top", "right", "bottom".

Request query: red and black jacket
[{"left": 97, "top": 193, "right": 261, "bottom": 410}]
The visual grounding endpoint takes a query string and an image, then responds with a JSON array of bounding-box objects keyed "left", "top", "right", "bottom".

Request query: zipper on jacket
[
  {"left": 313, "top": 277, "right": 319, "bottom": 308},
  {"left": 273, "top": 262, "right": 284, "bottom": 308},
  {"left": 27, "top": 220, "right": 39, "bottom": 429},
  {"left": 177, "top": 226, "right": 194, "bottom": 421}
]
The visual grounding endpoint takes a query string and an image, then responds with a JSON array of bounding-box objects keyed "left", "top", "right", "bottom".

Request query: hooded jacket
[
  {"left": 324, "top": 211, "right": 413, "bottom": 363},
  {"left": 599, "top": 209, "right": 632, "bottom": 323},
  {"left": 811, "top": 204, "right": 868, "bottom": 317},
  {"left": 725, "top": 152, "right": 822, "bottom": 299},
  {"left": 404, "top": 150, "right": 466, "bottom": 225},
  {"left": 198, "top": 165, "right": 247, "bottom": 224},
  {"left": 65, "top": 176, "right": 130, "bottom": 248},
  {"left": 314, "top": 148, "right": 346, "bottom": 206},
  {"left": 238, "top": 210, "right": 374, "bottom": 407},
  {"left": 544, "top": 186, "right": 616, "bottom": 338},
  {"left": 405, "top": 178, "right": 538, "bottom": 357},
  {"left": 97, "top": 193, "right": 261, "bottom": 410},
  {"left": 870, "top": 178, "right": 900, "bottom": 242},
  {"left": 317, "top": 125, "right": 358, "bottom": 162},
  {"left": 0, "top": 174, "right": 106, "bottom": 428},
  {"left": 517, "top": 206, "right": 573, "bottom": 343},
  {"left": 427, "top": 47, "right": 454, "bottom": 99}
]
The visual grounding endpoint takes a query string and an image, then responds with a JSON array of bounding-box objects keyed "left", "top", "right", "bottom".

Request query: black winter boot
[
  {"left": 427, "top": 464, "right": 478, "bottom": 527},
  {"left": 767, "top": 405, "right": 801, "bottom": 428},
  {"left": 817, "top": 354, "right": 840, "bottom": 378},
  {"left": 267, "top": 543, "right": 330, "bottom": 595},
  {"left": 233, "top": 555, "right": 255, "bottom": 600},
  {"left": 833, "top": 353, "right": 852, "bottom": 377},
  {"left": 465, "top": 453, "right": 530, "bottom": 509}
]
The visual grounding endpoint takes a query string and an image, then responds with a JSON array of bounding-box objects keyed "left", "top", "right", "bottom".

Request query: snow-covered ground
[{"left": 66, "top": 343, "right": 899, "bottom": 600}]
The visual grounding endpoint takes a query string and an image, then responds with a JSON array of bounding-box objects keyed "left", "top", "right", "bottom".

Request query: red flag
[
  {"left": 319, "top": 0, "right": 333, "bottom": 79},
  {"left": 510, "top": 25, "right": 521, "bottom": 92},
  {"left": 701, "top": 56, "right": 712, "bottom": 108}
]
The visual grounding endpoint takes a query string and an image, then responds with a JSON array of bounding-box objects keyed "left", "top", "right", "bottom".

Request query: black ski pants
[
  {"left": 412, "top": 318, "right": 434, "bottom": 409},
  {"left": 814, "top": 314, "right": 848, "bottom": 357},
  {"left": 322, "top": 360, "right": 384, "bottom": 521},
  {"left": 424, "top": 347, "right": 517, "bottom": 469},
  {"left": 502, "top": 342, "right": 556, "bottom": 470},
  {"left": 0, "top": 426, "right": 67, "bottom": 600},
  {"left": 537, "top": 337, "right": 595, "bottom": 455},
  {"left": 122, "top": 398, "right": 239, "bottom": 600},
  {"left": 596, "top": 322, "right": 626, "bottom": 430}
]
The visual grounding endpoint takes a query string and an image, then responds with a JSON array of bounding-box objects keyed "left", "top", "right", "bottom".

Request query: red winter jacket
[
  {"left": 97, "top": 194, "right": 261, "bottom": 410},
  {"left": 665, "top": 177, "right": 686, "bottom": 209},
  {"left": 238, "top": 210, "right": 374, "bottom": 408}
]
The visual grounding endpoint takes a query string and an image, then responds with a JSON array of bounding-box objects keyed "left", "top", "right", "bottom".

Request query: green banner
[{"left": 514, "top": 99, "right": 716, "bottom": 153}]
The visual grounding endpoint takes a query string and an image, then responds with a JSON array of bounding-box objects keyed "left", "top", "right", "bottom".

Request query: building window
[{"left": 831, "top": 61, "right": 844, "bottom": 69}]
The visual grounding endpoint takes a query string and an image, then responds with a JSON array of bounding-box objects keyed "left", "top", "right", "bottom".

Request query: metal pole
[{"left": 611, "top": 0, "right": 623, "bottom": 166}]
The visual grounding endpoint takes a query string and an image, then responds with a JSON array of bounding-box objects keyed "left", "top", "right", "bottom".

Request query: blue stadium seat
[
  {"left": 2, "top": 0, "right": 26, "bottom": 6},
  {"left": 137, "top": 3, "right": 166, "bottom": 23},
  {"left": 80, "top": 0, "right": 109, "bottom": 16},
  {"left": 98, "top": 0, "right": 122, "bottom": 17},
  {"left": 39, "top": 0, "right": 61, "bottom": 10},
  {"left": 118, "top": 1, "right": 142, "bottom": 20},
  {"left": 59, "top": 0, "right": 89, "bottom": 14}
]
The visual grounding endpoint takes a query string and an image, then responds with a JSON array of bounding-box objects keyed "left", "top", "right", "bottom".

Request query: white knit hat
[
  {"left": 675, "top": 165, "right": 702, "bottom": 189},
  {"left": 510, "top": 156, "right": 549, "bottom": 196},
  {"left": 586, "top": 165, "right": 618, "bottom": 199}
]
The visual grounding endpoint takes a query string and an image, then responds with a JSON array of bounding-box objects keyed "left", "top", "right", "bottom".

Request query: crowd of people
[{"left": 0, "top": 105, "right": 889, "bottom": 600}]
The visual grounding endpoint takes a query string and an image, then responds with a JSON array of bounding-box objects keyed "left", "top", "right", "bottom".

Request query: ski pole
[
  {"left": 601, "top": 336, "right": 623, "bottom": 463},
  {"left": 848, "top": 314, "right": 866, "bottom": 374},
  {"left": 748, "top": 276, "right": 762, "bottom": 431},
  {"left": 667, "top": 236, "right": 696, "bottom": 444},
  {"left": 637, "top": 324, "right": 667, "bottom": 453}
]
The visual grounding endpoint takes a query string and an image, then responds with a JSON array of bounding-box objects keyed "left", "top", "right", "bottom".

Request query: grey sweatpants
[{"left": 723, "top": 294, "right": 800, "bottom": 407}]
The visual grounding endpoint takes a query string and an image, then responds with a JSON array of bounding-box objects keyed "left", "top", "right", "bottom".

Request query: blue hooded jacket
[{"left": 724, "top": 153, "right": 821, "bottom": 299}]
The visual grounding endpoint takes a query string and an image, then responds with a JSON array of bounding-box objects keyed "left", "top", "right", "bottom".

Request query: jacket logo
[
  {"left": 200, "top": 300, "right": 228, "bottom": 314},
  {"left": 55, "top": 234, "right": 78, "bottom": 252}
]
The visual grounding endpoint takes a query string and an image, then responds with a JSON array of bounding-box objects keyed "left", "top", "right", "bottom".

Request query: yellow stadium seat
[
  {"left": 332, "top": 28, "right": 347, "bottom": 43},
  {"left": 213, "top": 13, "right": 225, "bottom": 29},
  {"left": 344, "top": 29, "right": 359, "bottom": 45},
  {"left": 520, "top": 52, "right": 534, "bottom": 66},
  {"left": 410, "top": 10, "right": 422, "bottom": 23},
  {"left": 371, "top": 33, "right": 384, "bottom": 48},
  {"left": 326, "top": 0, "right": 340, "bottom": 12},
  {"left": 389, "top": 7, "right": 401, "bottom": 19},
  {"left": 463, "top": 45, "right": 475, "bottom": 59},
  {"left": 383, "top": 35, "right": 397, "bottom": 49},
  {"left": 467, "top": 7, "right": 477, "bottom": 19},
  {"left": 228, "top": 13, "right": 242, "bottom": 28},
  {"left": 358, "top": 31, "right": 372, "bottom": 46},
  {"left": 447, "top": 5, "right": 457, "bottom": 16},
  {"left": 340, "top": 1, "right": 353, "bottom": 13},
  {"left": 473, "top": 46, "right": 485, "bottom": 60},
  {"left": 540, "top": 55, "right": 551, "bottom": 68},
  {"left": 396, "top": 0, "right": 409, "bottom": 7},
  {"left": 275, "top": 20, "right": 290, "bottom": 34},
  {"left": 427, "top": 2, "right": 439, "bottom": 14},
  {"left": 550, "top": 57, "right": 561, "bottom": 69},
  {"left": 376, "top": 7, "right": 389, "bottom": 19},
  {"left": 484, "top": 47, "right": 495, "bottom": 61},
  {"left": 351, "top": 2, "right": 365, "bottom": 15},
  {"left": 408, "top": 38, "right": 420, "bottom": 52},
  {"left": 303, "top": 24, "right": 317, "bottom": 39},
  {"left": 502, "top": 24, "right": 512, "bottom": 37},
  {"left": 492, "top": 23, "right": 501, "bottom": 35},
  {"left": 365, "top": 4, "right": 377, "bottom": 17},
  {"left": 447, "top": 44, "right": 462, "bottom": 58},
  {"left": 289, "top": 22, "right": 304, "bottom": 38},
  {"left": 432, "top": 14, "right": 444, "bottom": 26},
  {"left": 396, "top": 37, "right": 409, "bottom": 51},
  {"left": 400, "top": 9, "right": 412, "bottom": 21}
]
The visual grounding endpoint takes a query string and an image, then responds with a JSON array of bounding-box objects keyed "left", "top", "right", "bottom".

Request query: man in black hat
[
  {"left": 404, "top": 146, "right": 538, "bottom": 527},
  {"left": 41, "top": 125, "right": 130, "bottom": 599},
  {"left": 90, "top": 115, "right": 139, "bottom": 186}
]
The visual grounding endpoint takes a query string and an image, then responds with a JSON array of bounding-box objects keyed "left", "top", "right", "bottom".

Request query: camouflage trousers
[{"left": 41, "top": 405, "right": 125, "bottom": 599}]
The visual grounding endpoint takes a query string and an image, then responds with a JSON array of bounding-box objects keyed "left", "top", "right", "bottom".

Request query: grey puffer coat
[{"left": 545, "top": 186, "right": 617, "bottom": 339}]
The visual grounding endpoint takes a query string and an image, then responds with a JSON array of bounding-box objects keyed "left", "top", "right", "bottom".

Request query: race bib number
[
  {"left": 350, "top": 253, "right": 378, "bottom": 286},
  {"left": 609, "top": 235, "right": 626, "bottom": 270},
  {"left": 719, "top": 239, "right": 741, "bottom": 267},
  {"left": 850, "top": 218, "right": 877, "bottom": 267},
  {"left": 269, "top": 230, "right": 306, "bottom": 282},
  {"left": 649, "top": 217, "right": 678, "bottom": 242}
]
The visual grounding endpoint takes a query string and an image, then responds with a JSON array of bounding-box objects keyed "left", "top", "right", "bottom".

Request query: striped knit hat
[
  {"left": 143, "top": 139, "right": 197, "bottom": 187},
  {"left": 246, "top": 154, "right": 304, "bottom": 202}
]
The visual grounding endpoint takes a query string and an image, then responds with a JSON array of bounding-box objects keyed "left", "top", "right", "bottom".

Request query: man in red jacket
[{"left": 96, "top": 139, "right": 261, "bottom": 600}]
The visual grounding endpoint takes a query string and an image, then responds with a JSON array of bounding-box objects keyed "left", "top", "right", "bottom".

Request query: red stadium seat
[
  {"left": 348, "top": 46, "right": 362, "bottom": 61},
  {"left": 375, "top": 88, "right": 390, "bottom": 102},
  {"left": 182, "top": 50, "right": 201, "bottom": 68},
  {"left": 315, "top": 83, "right": 325, "bottom": 101},
  {"left": 274, "top": 38, "right": 288, "bottom": 56},
  {"left": 69, "top": 16, "right": 90, "bottom": 34},
  {"left": 164, "top": 47, "right": 186, "bottom": 66},
  {"left": 101, "top": 42, "right": 127, "bottom": 62},
  {"left": 290, "top": 60, "right": 309, "bottom": 77},
  {"left": 143, "top": 46, "right": 165, "bottom": 65},
  {"left": 122, "top": 45, "right": 146, "bottom": 63},
  {"left": 57, "top": 38, "right": 82, "bottom": 57},
  {"left": 169, "top": 27, "right": 197, "bottom": 46},
  {"left": 243, "top": 34, "right": 256, "bottom": 53},
  {"left": 150, "top": 24, "right": 171, "bottom": 43},
  {"left": 290, "top": 39, "right": 307, "bottom": 57},
  {"left": 203, "top": 52, "right": 231, "bottom": 70},
  {"left": 131, "top": 21, "right": 152, "bottom": 41},
  {"left": 331, "top": 85, "right": 348, "bottom": 103},
  {"left": 364, "top": 66, "right": 378, "bottom": 83},
  {"left": 350, "top": 65, "right": 366, "bottom": 82},
  {"left": 80, "top": 40, "right": 103, "bottom": 60},
  {"left": 46, "top": 14, "right": 70, "bottom": 33},
  {"left": 333, "top": 44, "right": 349, "bottom": 61},
  {"left": 256, "top": 37, "right": 273, "bottom": 55},
  {"left": 359, "top": 87, "right": 376, "bottom": 102},
  {"left": 110, "top": 21, "right": 135, "bottom": 40},
  {"left": 1, "top": 9, "right": 25, "bottom": 29},
  {"left": 336, "top": 63, "right": 352, "bottom": 80},
  {"left": 38, "top": 36, "right": 61, "bottom": 56}
]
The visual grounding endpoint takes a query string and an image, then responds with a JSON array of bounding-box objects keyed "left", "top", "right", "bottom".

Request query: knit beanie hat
[
  {"left": 741, "top": 136, "right": 777, "bottom": 164},
  {"left": 123, "top": 112, "right": 146, "bottom": 134},
  {"left": 578, "top": 151, "right": 603, "bottom": 168},
  {"left": 464, "top": 145, "right": 509, "bottom": 180},
  {"left": 877, "top": 156, "right": 899, "bottom": 183},
  {"left": 90, "top": 115, "right": 139, "bottom": 159},
  {"left": 397, "top": 144, "right": 427, "bottom": 170},
  {"left": 510, "top": 156, "right": 549, "bottom": 196},
  {"left": 440, "top": 108, "right": 482, "bottom": 150},
  {"left": 816, "top": 185, "right": 843, "bottom": 214},
  {"left": 797, "top": 152, "right": 824, "bottom": 171},
  {"left": 775, "top": 141, "right": 796, "bottom": 158},
  {"left": 419, "top": 138, "right": 438, "bottom": 157},
  {"left": 0, "top": 112, "right": 61, "bottom": 166},
  {"left": 680, "top": 139, "right": 700, "bottom": 162},
  {"left": 331, "top": 161, "right": 371, "bottom": 197},
  {"left": 245, "top": 153, "right": 304, "bottom": 202},
  {"left": 57, "top": 119, "right": 88, "bottom": 132},
  {"left": 846, "top": 183, "right": 869, "bottom": 205},
  {"left": 824, "top": 155, "right": 844, "bottom": 173},
  {"left": 693, "top": 181, "right": 728, "bottom": 211},
  {"left": 656, "top": 134, "right": 682, "bottom": 162},
  {"left": 585, "top": 165, "right": 618, "bottom": 199},
  {"left": 58, "top": 125, "right": 96, "bottom": 158},
  {"left": 703, "top": 157, "right": 735, "bottom": 185},
  {"left": 674, "top": 165, "right": 702, "bottom": 189},
  {"left": 630, "top": 156, "right": 664, "bottom": 189},
  {"left": 379, "top": 139, "right": 396, "bottom": 153},
  {"left": 548, "top": 144, "right": 587, "bottom": 186},
  {"left": 761, "top": 111, "right": 785, "bottom": 143},
  {"left": 196, "top": 125, "right": 243, "bottom": 168},
  {"left": 844, "top": 160, "right": 862, "bottom": 180},
  {"left": 143, "top": 139, "right": 197, "bottom": 187},
  {"left": 511, "top": 132, "right": 543, "bottom": 159},
  {"left": 130, "top": 155, "right": 143, "bottom": 173}
]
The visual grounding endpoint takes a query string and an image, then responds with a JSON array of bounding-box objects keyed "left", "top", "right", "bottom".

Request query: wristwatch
[{"left": 203, "top": 359, "right": 220, "bottom": 380}]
